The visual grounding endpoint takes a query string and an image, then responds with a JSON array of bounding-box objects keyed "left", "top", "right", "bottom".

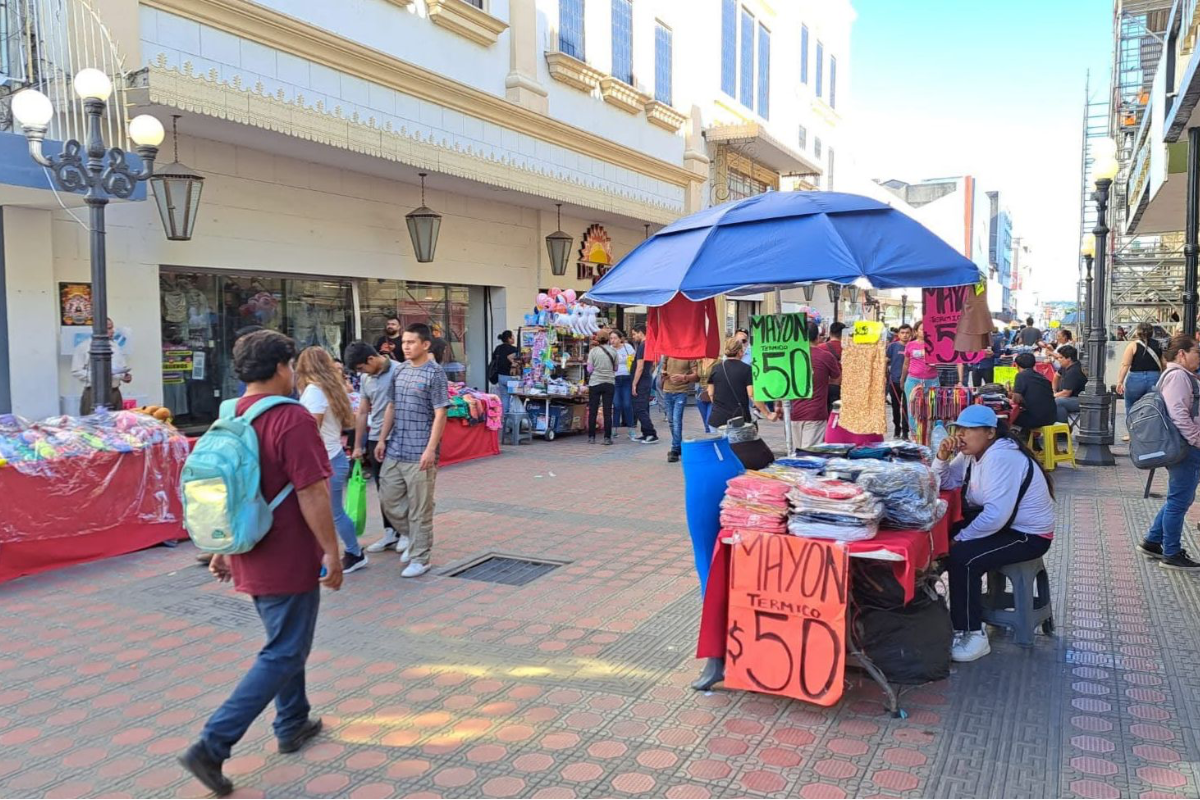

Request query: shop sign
[
  {"left": 921, "top": 286, "right": 987, "bottom": 365},
  {"left": 725, "top": 531, "right": 848, "bottom": 707},
  {"left": 749, "top": 313, "right": 812, "bottom": 401},
  {"left": 576, "top": 224, "right": 614, "bottom": 284},
  {"left": 60, "top": 282, "right": 93, "bottom": 327},
  {"left": 163, "top": 348, "right": 194, "bottom": 385}
]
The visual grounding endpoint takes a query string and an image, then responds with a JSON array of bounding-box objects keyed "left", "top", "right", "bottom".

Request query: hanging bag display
[{"left": 344, "top": 459, "right": 368, "bottom": 537}]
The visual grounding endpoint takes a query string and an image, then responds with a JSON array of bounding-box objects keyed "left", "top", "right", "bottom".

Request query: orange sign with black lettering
[{"left": 724, "top": 531, "right": 849, "bottom": 706}]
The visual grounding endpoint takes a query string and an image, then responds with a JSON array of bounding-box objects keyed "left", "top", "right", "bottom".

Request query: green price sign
[{"left": 750, "top": 313, "right": 813, "bottom": 402}]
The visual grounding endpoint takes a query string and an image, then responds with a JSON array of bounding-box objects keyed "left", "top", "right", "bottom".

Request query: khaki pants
[
  {"left": 379, "top": 459, "right": 437, "bottom": 566},
  {"left": 791, "top": 420, "right": 826, "bottom": 450}
]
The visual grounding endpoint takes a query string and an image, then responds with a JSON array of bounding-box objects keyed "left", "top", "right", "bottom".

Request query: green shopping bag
[{"left": 344, "top": 459, "right": 368, "bottom": 538}]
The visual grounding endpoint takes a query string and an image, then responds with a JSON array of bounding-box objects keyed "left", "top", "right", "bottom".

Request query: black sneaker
[
  {"left": 641, "top": 435, "right": 660, "bottom": 445},
  {"left": 603, "top": 437, "right": 613, "bottom": 446},
  {"left": 587, "top": 436, "right": 596, "bottom": 444},
  {"left": 1138, "top": 540, "right": 1164, "bottom": 559},
  {"left": 178, "top": 743, "right": 233, "bottom": 797},
  {"left": 342, "top": 552, "right": 368, "bottom": 574},
  {"left": 668, "top": 450, "right": 680, "bottom": 463},
  {"left": 278, "top": 717, "right": 323, "bottom": 754},
  {"left": 1161, "top": 551, "right": 1200, "bottom": 570}
]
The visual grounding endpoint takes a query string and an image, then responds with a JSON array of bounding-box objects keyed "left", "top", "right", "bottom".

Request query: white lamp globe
[
  {"left": 11, "top": 89, "right": 53, "bottom": 127},
  {"left": 128, "top": 114, "right": 165, "bottom": 147},
  {"left": 73, "top": 68, "right": 113, "bottom": 101},
  {"left": 1094, "top": 155, "right": 1120, "bottom": 181},
  {"left": 1092, "top": 137, "right": 1118, "bottom": 161}
]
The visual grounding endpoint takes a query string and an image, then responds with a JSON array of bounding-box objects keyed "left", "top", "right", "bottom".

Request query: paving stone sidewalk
[{"left": 2, "top": 415, "right": 1200, "bottom": 799}]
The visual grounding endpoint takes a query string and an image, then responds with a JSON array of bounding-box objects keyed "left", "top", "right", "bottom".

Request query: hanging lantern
[
  {"left": 546, "top": 203, "right": 572, "bottom": 277},
  {"left": 826, "top": 283, "right": 841, "bottom": 304},
  {"left": 149, "top": 115, "right": 205, "bottom": 241},
  {"left": 846, "top": 285, "right": 861, "bottom": 305},
  {"left": 802, "top": 284, "right": 815, "bottom": 302},
  {"left": 406, "top": 172, "right": 441, "bottom": 263}
]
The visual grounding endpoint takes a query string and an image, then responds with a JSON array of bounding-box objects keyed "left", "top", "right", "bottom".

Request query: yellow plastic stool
[{"left": 1026, "top": 423, "right": 1077, "bottom": 471}]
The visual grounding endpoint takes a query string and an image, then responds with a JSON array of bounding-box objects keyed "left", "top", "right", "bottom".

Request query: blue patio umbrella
[{"left": 586, "top": 191, "right": 983, "bottom": 306}]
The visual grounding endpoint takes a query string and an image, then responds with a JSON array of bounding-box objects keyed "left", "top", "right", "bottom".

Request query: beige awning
[{"left": 705, "top": 123, "right": 823, "bottom": 176}]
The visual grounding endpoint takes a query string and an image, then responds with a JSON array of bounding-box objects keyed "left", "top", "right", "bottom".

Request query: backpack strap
[
  {"left": 238, "top": 394, "right": 300, "bottom": 424},
  {"left": 1003, "top": 458, "right": 1035, "bottom": 532}
]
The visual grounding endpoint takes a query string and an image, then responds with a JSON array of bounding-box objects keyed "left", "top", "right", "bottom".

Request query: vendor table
[
  {"left": 695, "top": 489, "right": 962, "bottom": 715},
  {"left": 440, "top": 421, "right": 501, "bottom": 467},
  {"left": 0, "top": 444, "right": 186, "bottom": 584},
  {"left": 509, "top": 390, "right": 589, "bottom": 440}
]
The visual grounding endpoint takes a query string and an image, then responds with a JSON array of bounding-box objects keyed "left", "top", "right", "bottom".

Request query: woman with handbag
[
  {"left": 587, "top": 337, "right": 619, "bottom": 445},
  {"left": 706, "top": 337, "right": 778, "bottom": 428},
  {"left": 1116, "top": 322, "right": 1163, "bottom": 441}
]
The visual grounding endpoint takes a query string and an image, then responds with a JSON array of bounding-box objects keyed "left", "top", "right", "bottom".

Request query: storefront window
[
  {"left": 361, "top": 280, "right": 471, "bottom": 379},
  {"left": 160, "top": 269, "right": 353, "bottom": 432}
]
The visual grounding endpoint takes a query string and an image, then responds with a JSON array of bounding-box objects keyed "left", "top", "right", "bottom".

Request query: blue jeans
[
  {"left": 696, "top": 389, "right": 713, "bottom": 433},
  {"left": 664, "top": 392, "right": 688, "bottom": 453},
  {"left": 613, "top": 375, "right": 634, "bottom": 428},
  {"left": 904, "top": 376, "right": 940, "bottom": 434},
  {"left": 1124, "top": 370, "right": 1159, "bottom": 426},
  {"left": 329, "top": 451, "right": 361, "bottom": 556},
  {"left": 200, "top": 588, "right": 320, "bottom": 761},
  {"left": 1146, "top": 446, "right": 1200, "bottom": 557}
]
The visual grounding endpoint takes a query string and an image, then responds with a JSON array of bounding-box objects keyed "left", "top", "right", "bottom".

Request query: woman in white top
[
  {"left": 297, "top": 347, "right": 367, "bottom": 574},
  {"left": 932, "top": 405, "right": 1055, "bottom": 663},
  {"left": 610, "top": 330, "right": 636, "bottom": 432}
]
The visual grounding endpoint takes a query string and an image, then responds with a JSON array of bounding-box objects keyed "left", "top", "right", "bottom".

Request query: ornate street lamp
[
  {"left": 12, "top": 70, "right": 163, "bottom": 410},
  {"left": 826, "top": 283, "right": 842, "bottom": 324},
  {"left": 148, "top": 115, "right": 205, "bottom": 241},
  {"left": 1080, "top": 238, "right": 1095, "bottom": 368},
  {"left": 1077, "top": 144, "right": 1119, "bottom": 466},
  {"left": 546, "top": 203, "right": 572, "bottom": 277},
  {"left": 901, "top": 292, "right": 908, "bottom": 325},
  {"left": 801, "top": 284, "right": 815, "bottom": 302},
  {"left": 406, "top": 172, "right": 441, "bottom": 262}
]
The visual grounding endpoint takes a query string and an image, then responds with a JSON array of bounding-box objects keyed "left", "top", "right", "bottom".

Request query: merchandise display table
[
  {"left": 695, "top": 489, "right": 962, "bottom": 715},
  {"left": 509, "top": 389, "right": 590, "bottom": 440},
  {"left": 0, "top": 443, "right": 187, "bottom": 583}
]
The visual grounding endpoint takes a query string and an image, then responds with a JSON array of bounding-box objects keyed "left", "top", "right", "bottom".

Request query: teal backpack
[{"left": 182, "top": 395, "right": 299, "bottom": 554}]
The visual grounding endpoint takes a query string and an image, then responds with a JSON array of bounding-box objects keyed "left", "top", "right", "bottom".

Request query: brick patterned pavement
[{"left": 3, "top": 414, "right": 1200, "bottom": 798}]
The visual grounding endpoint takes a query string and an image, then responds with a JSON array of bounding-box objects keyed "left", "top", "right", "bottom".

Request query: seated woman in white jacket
[{"left": 932, "top": 405, "right": 1056, "bottom": 663}]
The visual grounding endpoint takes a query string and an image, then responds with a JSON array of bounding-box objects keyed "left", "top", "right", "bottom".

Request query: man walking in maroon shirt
[{"left": 179, "top": 331, "right": 343, "bottom": 797}]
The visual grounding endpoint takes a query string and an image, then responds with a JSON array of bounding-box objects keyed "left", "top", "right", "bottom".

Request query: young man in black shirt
[
  {"left": 1012, "top": 353, "right": 1057, "bottom": 430},
  {"left": 1054, "top": 345, "right": 1087, "bottom": 423},
  {"left": 629, "top": 325, "right": 660, "bottom": 444},
  {"left": 374, "top": 315, "right": 403, "bottom": 361}
]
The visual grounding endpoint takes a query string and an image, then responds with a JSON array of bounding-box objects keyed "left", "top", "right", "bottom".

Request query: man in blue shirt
[
  {"left": 967, "top": 328, "right": 1006, "bottom": 387},
  {"left": 886, "top": 324, "right": 912, "bottom": 438}
]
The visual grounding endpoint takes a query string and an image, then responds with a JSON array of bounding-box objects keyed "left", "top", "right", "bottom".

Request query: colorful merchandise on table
[
  {"left": 719, "top": 473, "right": 790, "bottom": 533},
  {"left": 447, "top": 383, "right": 503, "bottom": 431},
  {"left": 839, "top": 337, "right": 888, "bottom": 435},
  {"left": 0, "top": 410, "right": 186, "bottom": 473},
  {"left": 909, "top": 386, "right": 974, "bottom": 446},
  {"left": 842, "top": 458, "right": 945, "bottom": 530},
  {"left": 787, "top": 473, "right": 883, "bottom": 542}
]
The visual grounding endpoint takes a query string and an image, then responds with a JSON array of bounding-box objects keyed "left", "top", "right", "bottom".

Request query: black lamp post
[
  {"left": 1077, "top": 145, "right": 1118, "bottom": 466},
  {"left": 1184, "top": 126, "right": 1200, "bottom": 337},
  {"left": 901, "top": 293, "right": 908, "bottom": 325},
  {"left": 826, "top": 283, "right": 841, "bottom": 324},
  {"left": 12, "top": 72, "right": 163, "bottom": 410},
  {"left": 1080, "top": 239, "right": 1094, "bottom": 370}
]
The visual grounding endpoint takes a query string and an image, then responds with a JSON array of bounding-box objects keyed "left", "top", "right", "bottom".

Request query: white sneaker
[
  {"left": 401, "top": 561, "right": 428, "bottom": 578},
  {"left": 393, "top": 534, "right": 411, "bottom": 555},
  {"left": 951, "top": 630, "right": 991, "bottom": 663},
  {"left": 366, "top": 530, "right": 399, "bottom": 553},
  {"left": 399, "top": 545, "right": 412, "bottom": 564}
]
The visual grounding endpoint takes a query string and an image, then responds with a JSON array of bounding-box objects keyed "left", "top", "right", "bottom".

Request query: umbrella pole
[{"left": 775, "top": 288, "right": 794, "bottom": 455}]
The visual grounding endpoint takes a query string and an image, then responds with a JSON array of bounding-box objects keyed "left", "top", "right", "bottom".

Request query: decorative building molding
[
  {"left": 544, "top": 51, "right": 605, "bottom": 93},
  {"left": 137, "top": 61, "right": 683, "bottom": 224},
  {"left": 426, "top": 0, "right": 508, "bottom": 47},
  {"left": 384, "top": 0, "right": 414, "bottom": 5},
  {"left": 598, "top": 77, "right": 650, "bottom": 115},
  {"left": 142, "top": 0, "right": 697, "bottom": 189},
  {"left": 644, "top": 100, "right": 687, "bottom": 133}
]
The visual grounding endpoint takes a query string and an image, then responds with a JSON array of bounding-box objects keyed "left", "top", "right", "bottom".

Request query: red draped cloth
[{"left": 645, "top": 295, "right": 721, "bottom": 360}]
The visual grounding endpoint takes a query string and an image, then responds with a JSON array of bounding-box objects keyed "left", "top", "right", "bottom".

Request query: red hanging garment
[{"left": 645, "top": 295, "right": 721, "bottom": 361}]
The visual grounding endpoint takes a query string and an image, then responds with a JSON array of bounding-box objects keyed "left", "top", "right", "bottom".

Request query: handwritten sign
[
  {"left": 724, "top": 530, "right": 849, "bottom": 706},
  {"left": 749, "top": 313, "right": 812, "bottom": 402},
  {"left": 993, "top": 365, "right": 1017, "bottom": 387},
  {"left": 921, "top": 287, "right": 986, "bottom": 366}
]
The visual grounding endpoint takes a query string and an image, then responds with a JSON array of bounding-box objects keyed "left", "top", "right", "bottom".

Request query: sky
[{"left": 847, "top": 0, "right": 1113, "bottom": 303}]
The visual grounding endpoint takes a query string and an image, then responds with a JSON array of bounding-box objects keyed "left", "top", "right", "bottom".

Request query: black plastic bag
[{"left": 853, "top": 579, "right": 953, "bottom": 685}]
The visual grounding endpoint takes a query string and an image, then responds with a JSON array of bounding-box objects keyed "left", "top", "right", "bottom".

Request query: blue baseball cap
[{"left": 952, "top": 405, "right": 998, "bottom": 429}]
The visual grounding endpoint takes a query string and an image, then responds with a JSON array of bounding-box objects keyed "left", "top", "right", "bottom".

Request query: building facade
[
  {"left": 0, "top": 0, "right": 856, "bottom": 424},
  {"left": 986, "top": 190, "right": 1014, "bottom": 320}
]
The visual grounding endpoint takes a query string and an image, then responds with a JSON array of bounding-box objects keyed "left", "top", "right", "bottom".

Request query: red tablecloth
[
  {"left": 1035, "top": 362, "right": 1056, "bottom": 383},
  {"left": 696, "top": 489, "right": 961, "bottom": 659},
  {"left": 440, "top": 422, "right": 500, "bottom": 467},
  {"left": 0, "top": 445, "right": 186, "bottom": 583}
]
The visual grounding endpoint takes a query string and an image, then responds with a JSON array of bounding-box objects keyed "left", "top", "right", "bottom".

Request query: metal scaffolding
[{"left": 1102, "top": 0, "right": 1184, "bottom": 327}]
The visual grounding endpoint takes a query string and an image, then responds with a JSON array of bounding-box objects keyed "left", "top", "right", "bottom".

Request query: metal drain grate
[{"left": 448, "top": 556, "right": 562, "bottom": 586}]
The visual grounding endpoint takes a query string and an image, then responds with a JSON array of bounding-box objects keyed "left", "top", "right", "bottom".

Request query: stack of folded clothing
[
  {"left": 720, "top": 473, "right": 791, "bottom": 534},
  {"left": 787, "top": 474, "right": 883, "bottom": 542},
  {"left": 848, "top": 459, "right": 946, "bottom": 530}
]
